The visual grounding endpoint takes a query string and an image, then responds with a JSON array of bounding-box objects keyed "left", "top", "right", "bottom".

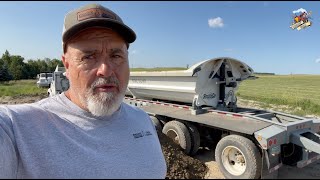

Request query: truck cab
[{"left": 36, "top": 73, "right": 52, "bottom": 88}]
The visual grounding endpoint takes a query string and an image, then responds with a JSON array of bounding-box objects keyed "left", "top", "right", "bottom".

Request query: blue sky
[{"left": 0, "top": 1, "right": 319, "bottom": 75}]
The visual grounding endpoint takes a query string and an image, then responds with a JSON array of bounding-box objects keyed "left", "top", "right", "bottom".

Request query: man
[{"left": 0, "top": 3, "right": 167, "bottom": 178}]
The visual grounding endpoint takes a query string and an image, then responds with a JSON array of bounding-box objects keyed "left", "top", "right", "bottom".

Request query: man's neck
[{"left": 65, "top": 90, "right": 89, "bottom": 111}]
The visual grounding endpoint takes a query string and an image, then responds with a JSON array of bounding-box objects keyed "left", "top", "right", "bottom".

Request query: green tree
[
  {"left": 0, "top": 57, "right": 3, "bottom": 68},
  {"left": 0, "top": 64, "right": 13, "bottom": 82},
  {"left": 26, "top": 59, "right": 40, "bottom": 79},
  {"left": 37, "top": 59, "right": 49, "bottom": 72},
  {"left": 49, "top": 58, "right": 64, "bottom": 71},
  {"left": 1, "top": 50, "right": 11, "bottom": 67},
  {"left": 0, "top": 50, "right": 64, "bottom": 80},
  {"left": 9, "top": 55, "right": 25, "bottom": 80}
]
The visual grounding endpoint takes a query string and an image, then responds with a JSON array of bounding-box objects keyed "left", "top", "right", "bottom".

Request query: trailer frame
[{"left": 124, "top": 96, "right": 320, "bottom": 179}]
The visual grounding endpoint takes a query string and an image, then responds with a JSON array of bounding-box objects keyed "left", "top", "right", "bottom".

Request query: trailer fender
[{"left": 254, "top": 125, "right": 286, "bottom": 151}]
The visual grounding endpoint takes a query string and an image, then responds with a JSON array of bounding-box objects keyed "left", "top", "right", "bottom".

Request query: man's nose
[{"left": 96, "top": 60, "right": 115, "bottom": 77}]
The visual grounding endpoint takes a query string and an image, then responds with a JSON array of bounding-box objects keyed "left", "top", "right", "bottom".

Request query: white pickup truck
[{"left": 37, "top": 72, "right": 53, "bottom": 88}]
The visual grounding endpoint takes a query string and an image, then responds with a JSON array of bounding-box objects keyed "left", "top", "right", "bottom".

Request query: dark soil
[
  {"left": 158, "top": 132, "right": 208, "bottom": 179},
  {"left": 0, "top": 94, "right": 47, "bottom": 104}
]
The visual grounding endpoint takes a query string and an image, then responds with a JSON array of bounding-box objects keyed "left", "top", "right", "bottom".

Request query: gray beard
[
  {"left": 79, "top": 77, "right": 126, "bottom": 117},
  {"left": 86, "top": 91, "right": 124, "bottom": 117}
]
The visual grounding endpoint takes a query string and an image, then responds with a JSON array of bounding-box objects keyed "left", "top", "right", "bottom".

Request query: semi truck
[
  {"left": 47, "top": 65, "right": 69, "bottom": 96},
  {"left": 49, "top": 57, "right": 320, "bottom": 179}
]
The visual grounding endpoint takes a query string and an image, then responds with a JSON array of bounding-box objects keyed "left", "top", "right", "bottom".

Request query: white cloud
[
  {"left": 315, "top": 58, "right": 320, "bottom": 63},
  {"left": 208, "top": 17, "right": 224, "bottom": 28},
  {"left": 293, "top": 8, "right": 307, "bottom": 14}
]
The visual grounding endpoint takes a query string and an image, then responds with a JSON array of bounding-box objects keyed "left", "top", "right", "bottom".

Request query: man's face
[{"left": 62, "top": 27, "right": 129, "bottom": 116}]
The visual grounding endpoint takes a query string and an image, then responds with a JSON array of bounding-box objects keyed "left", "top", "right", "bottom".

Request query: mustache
[{"left": 91, "top": 76, "right": 120, "bottom": 88}]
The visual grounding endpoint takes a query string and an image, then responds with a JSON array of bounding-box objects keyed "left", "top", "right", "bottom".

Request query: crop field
[{"left": 237, "top": 74, "right": 320, "bottom": 116}]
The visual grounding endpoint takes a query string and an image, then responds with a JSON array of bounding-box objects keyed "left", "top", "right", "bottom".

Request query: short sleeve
[{"left": 0, "top": 106, "right": 18, "bottom": 178}]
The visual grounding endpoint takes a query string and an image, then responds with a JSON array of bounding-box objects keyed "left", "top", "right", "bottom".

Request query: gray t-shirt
[{"left": 0, "top": 93, "right": 167, "bottom": 178}]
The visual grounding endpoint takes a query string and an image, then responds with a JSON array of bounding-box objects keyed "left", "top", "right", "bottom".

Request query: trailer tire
[
  {"left": 162, "top": 120, "right": 192, "bottom": 155},
  {"left": 185, "top": 122, "right": 201, "bottom": 156},
  {"left": 215, "top": 134, "right": 262, "bottom": 179},
  {"left": 150, "top": 116, "right": 162, "bottom": 133}
]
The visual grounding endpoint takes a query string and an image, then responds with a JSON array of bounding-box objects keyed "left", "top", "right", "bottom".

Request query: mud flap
[{"left": 261, "top": 149, "right": 282, "bottom": 179}]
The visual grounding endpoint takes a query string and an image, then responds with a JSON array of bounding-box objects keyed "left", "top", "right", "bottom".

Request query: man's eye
[
  {"left": 111, "top": 54, "right": 122, "bottom": 59},
  {"left": 83, "top": 54, "right": 95, "bottom": 60}
]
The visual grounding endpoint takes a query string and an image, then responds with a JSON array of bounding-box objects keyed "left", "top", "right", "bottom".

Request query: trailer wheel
[
  {"left": 185, "top": 122, "right": 201, "bottom": 156},
  {"left": 215, "top": 135, "right": 262, "bottom": 179},
  {"left": 162, "top": 120, "right": 192, "bottom": 155},
  {"left": 150, "top": 116, "right": 162, "bottom": 133}
]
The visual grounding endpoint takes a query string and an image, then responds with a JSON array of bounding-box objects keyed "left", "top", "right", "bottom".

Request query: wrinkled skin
[{"left": 62, "top": 27, "right": 129, "bottom": 116}]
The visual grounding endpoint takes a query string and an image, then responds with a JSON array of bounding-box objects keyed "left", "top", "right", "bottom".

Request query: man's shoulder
[
  {"left": 0, "top": 102, "right": 38, "bottom": 112},
  {"left": 34, "top": 94, "right": 66, "bottom": 110},
  {"left": 121, "top": 102, "right": 154, "bottom": 129},
  {"left": 122, "top": 102, "right": 149, "bottom": 116},
  {"left": 0, "top": 95, "right": 60, "bottom": 116},
  {"left": 0, "top": 102, "right": 43, "bottom": 118},
  {"left": 0, "top": 103, "right": 42, "bottom": 127}
]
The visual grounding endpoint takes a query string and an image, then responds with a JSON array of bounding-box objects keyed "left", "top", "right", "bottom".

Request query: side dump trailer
[
  {"left": 125, "top": 57, "right": 320, "bottom": 179},
  {"left": 126, "top": 57, "right": 254, "bottom": 109}
]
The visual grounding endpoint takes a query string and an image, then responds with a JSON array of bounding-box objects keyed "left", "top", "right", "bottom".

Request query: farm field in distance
[
  {"left": 0, "top": 74, "right": 319, "bottom": 118},
  {"left": 237, "top": 74, "right": 320, "bottom": 117}
]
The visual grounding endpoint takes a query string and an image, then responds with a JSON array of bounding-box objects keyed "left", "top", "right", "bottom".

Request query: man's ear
[{"left": 62, "top": 54, "right": 69, "bottom": 78}]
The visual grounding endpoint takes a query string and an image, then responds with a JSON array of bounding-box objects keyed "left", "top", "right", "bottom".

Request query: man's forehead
[
  {"left": 69, "top": 27, "right": 125, "bottom": 43},
  {"left": 67, "top": 40, "right": 128, "bottom": 54}
]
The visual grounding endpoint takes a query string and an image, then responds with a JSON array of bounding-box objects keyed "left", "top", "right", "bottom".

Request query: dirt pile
[
  {"left": 0, "top": 94, "right": 47, "bottom": 104},
  {"left": 158, "top": 132, "right": 208, "bottom": 179}
]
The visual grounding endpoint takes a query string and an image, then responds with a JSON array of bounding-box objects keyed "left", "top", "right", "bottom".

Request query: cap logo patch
[{"left": 77, "top": 8, "right": 115, "bottom": 21}]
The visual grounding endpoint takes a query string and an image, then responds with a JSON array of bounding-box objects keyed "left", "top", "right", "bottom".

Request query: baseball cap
[{"left": 62, "top": 3, "right": 136, "bottom": 52}]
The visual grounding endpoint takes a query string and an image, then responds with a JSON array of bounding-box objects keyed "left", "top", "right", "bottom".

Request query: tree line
[{"left": 0, "top": 50, "right": 63, "bottom": 82}]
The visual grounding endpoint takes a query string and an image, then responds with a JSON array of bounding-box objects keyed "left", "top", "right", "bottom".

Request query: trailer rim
[
  {"left": 162, "top": 120, "right": 192, "bottom": 154},
  {"left": 167, "top": 129, "right": 180, "bottom": 144},
  {"left": 222, "top": 145, "right": 247, "bottom": 176}
]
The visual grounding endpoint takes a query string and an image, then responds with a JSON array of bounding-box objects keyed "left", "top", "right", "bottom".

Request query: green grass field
[
  {"left": 130, "top": 67, "right": 187, "bottom": 72},
  {"left": 237, "top": 75, "right": 320, "bottom": 116},
  {"left": 0, "top": 80, "right": 47, "bottom": 97},
  {"left": 1, "top": 74, "right": 319, "bottom": 117}
]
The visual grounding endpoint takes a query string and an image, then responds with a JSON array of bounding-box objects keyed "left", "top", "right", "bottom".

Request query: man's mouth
[{"left": 94, "top": 84, "right": 118, "bottom": 92}]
